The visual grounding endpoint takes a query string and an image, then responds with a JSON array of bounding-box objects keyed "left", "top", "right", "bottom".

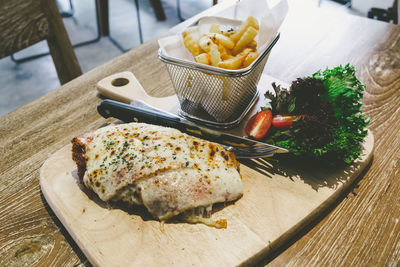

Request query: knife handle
[{"left": 97, "top": 99, "right": 182, "bottom": 128}]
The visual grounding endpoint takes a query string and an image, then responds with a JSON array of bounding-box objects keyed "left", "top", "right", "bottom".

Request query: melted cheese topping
[{"left": 77, "top": 123, "right": 243, "bottom": 220}]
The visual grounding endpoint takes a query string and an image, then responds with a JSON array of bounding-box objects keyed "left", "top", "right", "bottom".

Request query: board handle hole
[{"left": 112, "top": 78, "right": 129, "bottom": 87}]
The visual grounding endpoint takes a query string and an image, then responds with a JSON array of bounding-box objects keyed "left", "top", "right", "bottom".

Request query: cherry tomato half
[
  {"left": 245, "top": 109, "right": 272, "bottom": 139},
  {"left": 272, "top": 115, "right": 304, "bottom": 129}
]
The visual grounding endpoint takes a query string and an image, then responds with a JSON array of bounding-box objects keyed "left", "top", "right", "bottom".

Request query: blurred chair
[
  {"left": 318, "top": 0, "right": 351, "bottom": 8},
  {"left": 177, "top": 0, "right": 218, "bottom": 21},
  {"left": 101, "top": 0, "right": 218, "bottom": 49},
  {"left": 149, "top": 0, "right": 166, "bottom": 21},
  {"left": 0, "top": 0, "right": 82, "bottom": 84},
  {"left": 10, "top": 0, "right": 104, "bottom": 63},
  {"left": 367, "top": 0, "right": 398, "bottom": 24}
]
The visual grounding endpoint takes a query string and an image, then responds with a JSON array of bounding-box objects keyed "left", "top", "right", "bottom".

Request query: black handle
[{"left": 97, "top": 99, "right": 184, "bottom": 128}]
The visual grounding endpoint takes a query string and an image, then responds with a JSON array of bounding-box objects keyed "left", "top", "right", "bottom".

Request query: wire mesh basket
[{"left": 159, "top": 33, "right": 280, "bottom": 128}]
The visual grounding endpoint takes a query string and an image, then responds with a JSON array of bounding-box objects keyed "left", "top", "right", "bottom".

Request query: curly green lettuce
[{"left": 264, "top": 64, "right": 369, "bottom": 165}]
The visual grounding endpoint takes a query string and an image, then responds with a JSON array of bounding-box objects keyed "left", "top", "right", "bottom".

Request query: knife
[{"left": 97, "top": 99, "right": 288, "bottom": 154}]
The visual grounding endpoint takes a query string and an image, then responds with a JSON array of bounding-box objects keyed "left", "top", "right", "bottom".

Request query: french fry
[
  {"left": 221, "top": 53, "right": 234, "bottom": 60},
  {"left": 222, "top": 29, "right": 236, "bottom": 37},
  {"left": 246, "top": 40, "right": 257, "bottom": 50},
  {"left": 183, "top": 33, "right": 202, "bottom": 57},
  {"left": 181, "top": 16, "right": 260, "bottom": 70},
  {"left": 209, "top": 45, "right": 221, "bottom": 66},
  {"left": 198, "top": 36, "right": 221, "bottom": 66},
  {"left": 232, "top": 26, "right": 258, "bottom": 55},
  {"left": 218, "top": 44, "right": 233, "bottom": 60},
  {"left": 217, "top": 48, "right": 252, "bottom": 69},
  {"left": 243, "top": 51, "right": 259, "bottom": 68},
  {"left": 230, "top": 16, "right": 259, "bottom": 43},
  {"left": 217, "top": 56, "right": 243, "bottom": 70},
  {"left": 198, "top": 36, "right": 214, "bottom": 52},
  {"left": 194, "top": 53, "right": 211, "bottom": 65},
  {"left": 207, "top": 33, "right": 235, "bottom": 49},
  {"left": 209, "top": 24, "right": 222, "bottom": 34}
]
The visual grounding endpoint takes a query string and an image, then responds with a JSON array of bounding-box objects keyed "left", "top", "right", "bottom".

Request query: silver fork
[{"left": 224, "top": 144, "right": 285, "bottom": 159}]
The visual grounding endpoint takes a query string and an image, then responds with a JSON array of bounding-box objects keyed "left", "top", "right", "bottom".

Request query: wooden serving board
[{"left": 40, "top": 72, "right": 374, "bottom": 266}]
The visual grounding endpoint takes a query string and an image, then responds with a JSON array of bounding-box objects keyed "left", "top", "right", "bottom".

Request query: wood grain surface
[
  {"left": 0, "top": 0, "right": 399, "bottom": 266},
  {"left": 0, "top": 0, "right": 47, "bottom": 56}
]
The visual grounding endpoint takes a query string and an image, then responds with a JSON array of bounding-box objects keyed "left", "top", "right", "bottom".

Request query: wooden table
[{"left": 1, "top": 1, "right": 399, "bottom": 266}]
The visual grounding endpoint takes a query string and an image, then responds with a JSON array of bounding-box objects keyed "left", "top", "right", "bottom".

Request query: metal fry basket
[{"left": 159, "top": 33, "right": 280, "bottom": 128}]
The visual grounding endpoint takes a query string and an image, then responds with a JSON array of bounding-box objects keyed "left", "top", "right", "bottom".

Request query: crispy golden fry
[
  {"left": 232, "top": 26, "right": 258, "bottom": 55},
  {"left": 198, "top": 36, "right": 221, "bottom": 66},
  {"left": 218, "top": 44, "right": 233, "bottom": 60},
  {"left": 222, "top": 29, "right": 236, "bottom": 37},
  {"left": 183, "top": 33, "right": 202, "bottom": 57},
  {"left": 243, "top": 51, "right": 259, "bottom": 68},
  {"left": 195, "top": 53, "right": 211, "bottom": 65},
  {"left": 230, "top": 16, "right": 259, "bottom": 43},
  {"left": 209, "top": 45, "right": 221, "bottom": 66},
  {"left": 182, "top": 16, "right": 260, "bottom": 70},
  {"left": 221, "top": 54, "right": 234, "bottom": 60},
  {"left": 209, "top": 24, "right": 222, "bottom": 34},
  {"left": 217, "top": 43, "right": 227, "bottom": 53},
  {"left": 198, "top": 36, "right": 214, "bottom": 52},
  {"left": 246, "top": 40, "right": 257, "bottom": 50},
  {"left": 207, "top": 33, "right": 235, "bottom": 49},
  {"left": 217, "top": 48, "right": 252, "bottom": 69}
]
